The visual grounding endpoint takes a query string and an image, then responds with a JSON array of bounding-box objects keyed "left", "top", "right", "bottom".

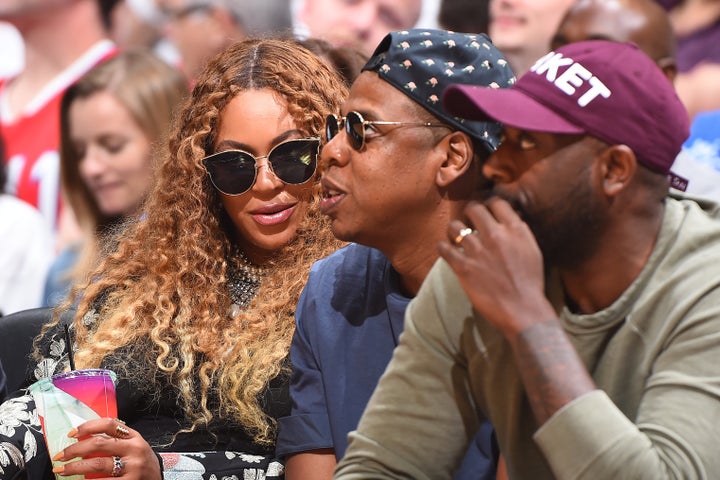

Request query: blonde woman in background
[{"left": 43, "top": 50, "right": 189, "bottom": 307}]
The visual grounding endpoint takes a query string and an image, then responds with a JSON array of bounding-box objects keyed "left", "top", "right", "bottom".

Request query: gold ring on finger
[
  {"left": 454, "top": 227, "right": 474, "bottom": 245},
  {"left": 114, "top": 423, "right": 131, "bottom": 439}
]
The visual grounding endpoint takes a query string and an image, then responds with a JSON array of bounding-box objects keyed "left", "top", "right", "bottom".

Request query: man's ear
[
  {"left": 436, "top": 131, "right": 475, "bottom": 188},
  {"left": 597, "top": 144, "right": 637, "bottom": 197}
]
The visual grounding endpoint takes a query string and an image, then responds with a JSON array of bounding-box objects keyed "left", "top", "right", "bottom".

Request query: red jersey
[{"left": 1, "top": 40, "right": 117, "bottom": 232}]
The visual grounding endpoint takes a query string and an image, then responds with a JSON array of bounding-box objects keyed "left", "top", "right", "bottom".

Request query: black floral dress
[{"left": 0, "top": 310, "right": 288, "bottom": 479}]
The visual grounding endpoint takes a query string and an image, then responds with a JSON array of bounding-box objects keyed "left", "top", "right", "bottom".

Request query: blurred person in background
[
  {"left": 298, "top": 37, "right": 368, "bottom": 87},
  {"left": 107, "top": 0, "right": 180, "bottom": 65},
  {"left": 438, "top": 0, "right": 490, "bottom": 33},
  {"left": 0, "top": 0, "right": 117, "bottom": 247},
  {"left": 292, "top": 0, "right": 424, "bottom": 56},
  {"left": 0, "top": 130, "right": 53, "bottom": 316},
  {"left": 678, "top": 109, "right": 720, "bottom": 198},
  {"left": 156, "top": 0, "right": 247, "bottom": 83},
  {"left": 488, "top": 0, "right": 577, "bottom": 75},
  {"left": 0, "top": 21, "right": 23, "bottom": 79},
  {"left": 43, "top": 49, "right": 188, "bottom": 307},
  {"left": 552, "top": 0, "right": 677, "bottom": 78},
  {"left": 241, "top": 0, "right": 292, "bottom": 37},
  {"left": 658, "top": 0, "right": 720, "bottom": 120}
]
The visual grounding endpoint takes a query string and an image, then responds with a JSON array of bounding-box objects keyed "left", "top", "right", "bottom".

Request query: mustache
[
  {"left": 477, "top": 185, "right": 524, "bottom": 218},
  {"left": 473, "top": 172, "right": 529, "bottom": 224},
  {"left": 473, "top": 172, "right": 521, "bottom": 211},
  {"left": 474, "top": 170, "right": 494, "bottom": 200}
]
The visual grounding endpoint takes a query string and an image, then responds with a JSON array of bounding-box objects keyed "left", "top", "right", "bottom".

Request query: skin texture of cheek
[{"left": 520, "top": 169, "right": 606, "bottom": 268}]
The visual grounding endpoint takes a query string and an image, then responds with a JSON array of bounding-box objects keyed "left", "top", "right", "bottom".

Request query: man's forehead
[
  {"left": 507, "top": 125, "right": 590, "bottom": 143},
  {"left": 343, "top": 71, "right": 415, "bottom": 114}
]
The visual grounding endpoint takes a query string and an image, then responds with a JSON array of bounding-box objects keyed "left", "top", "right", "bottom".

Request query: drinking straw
[{"left": 64, "top": 324, "right": 76, "bottom": 371}]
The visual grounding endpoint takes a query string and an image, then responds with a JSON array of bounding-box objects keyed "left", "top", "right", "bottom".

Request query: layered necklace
[{"left": 227, "top": 246, "right": 266, "bottom": 317}]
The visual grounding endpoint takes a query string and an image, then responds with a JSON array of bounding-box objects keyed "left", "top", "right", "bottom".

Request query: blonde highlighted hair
[{"left": 56, "top": 38, "right": 347, "bottom": 445}]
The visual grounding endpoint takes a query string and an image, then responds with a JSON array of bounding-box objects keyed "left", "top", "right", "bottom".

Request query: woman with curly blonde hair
[{"left": 0, "top": 38, "right": 347, "bottom": 479}]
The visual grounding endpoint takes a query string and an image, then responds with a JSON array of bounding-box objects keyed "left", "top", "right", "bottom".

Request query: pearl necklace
[{"left": 227, "top": 246, "right": 266, "bottom": 317}]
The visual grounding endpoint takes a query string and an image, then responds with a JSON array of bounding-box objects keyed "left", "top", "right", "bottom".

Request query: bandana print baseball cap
[
  {"left": 442, "top": 40, "right": 690, "bottom": 190},
  {"left": 362, "top": 28, "right": 516, "bottom": 154}
]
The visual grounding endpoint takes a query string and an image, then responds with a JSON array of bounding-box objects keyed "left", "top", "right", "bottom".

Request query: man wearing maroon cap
[{"left": 335, "top": 40, "right": 720, "bottom": 479}]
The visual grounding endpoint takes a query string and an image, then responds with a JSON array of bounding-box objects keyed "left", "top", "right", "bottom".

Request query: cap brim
[{"left": 443, "top": 84, "right": 585, "bottom": 135}]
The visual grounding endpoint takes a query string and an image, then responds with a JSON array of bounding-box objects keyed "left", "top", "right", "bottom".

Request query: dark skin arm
[
  {"left": 438, "top": 198, "right": 595, "bottom": 425},
  {"left": 285, "top": 449, "right": 336, "bottom": 480}
]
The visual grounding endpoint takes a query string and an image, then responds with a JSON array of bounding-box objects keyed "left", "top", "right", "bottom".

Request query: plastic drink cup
[{"left": 28, "top": 369, "right": 118, "bottom": 480}]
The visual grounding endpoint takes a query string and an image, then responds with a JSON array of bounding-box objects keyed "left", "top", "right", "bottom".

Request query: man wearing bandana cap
[
  {"left": 336, "top": 40, "right": 720, "bottom": 479},
  {"left": 276, "top": 28, "right": 515, "bottom": 480}
]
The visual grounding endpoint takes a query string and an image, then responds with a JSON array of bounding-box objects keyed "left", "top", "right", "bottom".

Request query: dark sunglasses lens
[
  {"left": 326, "top": 114, "right": 339, "bottom": 142},
  {"left": 346, "top": 111, "right": 364, "bottom": 150},
  {"left": 204, "top": 151, "right": 256, "bottom": 195},
  {"left": 269, "top": 140, "right": 319, "bottom": 185}
]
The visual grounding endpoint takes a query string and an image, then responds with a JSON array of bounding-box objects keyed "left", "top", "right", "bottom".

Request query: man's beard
[{"left": 491, "top": 180, "right": 607, "bottom": 270}]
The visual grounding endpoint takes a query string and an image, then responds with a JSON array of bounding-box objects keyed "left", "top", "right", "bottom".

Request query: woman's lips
[
  {"left": 491, "top": 15, "right": 524, "bottom": 30},
  {"left": 91, "top": 182, "right": 121, "bottom": 202},
  {"left": 251, "top": 203, "right": 297, "bottom": 226}
]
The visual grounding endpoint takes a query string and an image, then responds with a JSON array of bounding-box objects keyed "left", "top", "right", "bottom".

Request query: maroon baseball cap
[{"left": 442, "top": 40, "right": 690, "bottom": 190}]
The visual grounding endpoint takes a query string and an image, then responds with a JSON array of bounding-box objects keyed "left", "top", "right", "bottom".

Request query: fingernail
[
  {"left": 52, "top": 466, "right": 65, "bottom": 474},
  {"left": 52, "top": 451, "right": 64, "bottom": 461},
  {"left": 67, "top": 428, "right": 78, "bottom": 438}
]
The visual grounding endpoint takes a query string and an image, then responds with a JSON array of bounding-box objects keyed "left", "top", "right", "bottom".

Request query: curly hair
[{"left": 55, "top": 38, "right": 348, "bottom": 445}]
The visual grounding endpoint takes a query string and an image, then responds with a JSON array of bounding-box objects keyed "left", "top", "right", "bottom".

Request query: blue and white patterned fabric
[{"left": 0, "top": 312, "right": 286, "bottom": 479}]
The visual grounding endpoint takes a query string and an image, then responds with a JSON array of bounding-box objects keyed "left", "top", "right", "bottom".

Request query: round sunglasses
[
  {"left": 202, "top": 138, "right": 320, "bottom": 196},
  {"left": 325, "top": 111, "right": 448, "bottom": 151}
]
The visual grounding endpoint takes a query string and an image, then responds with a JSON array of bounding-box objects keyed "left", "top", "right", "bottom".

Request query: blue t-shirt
[{"left": 277, "top": 243, "right": 497, "bottom": 479}]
